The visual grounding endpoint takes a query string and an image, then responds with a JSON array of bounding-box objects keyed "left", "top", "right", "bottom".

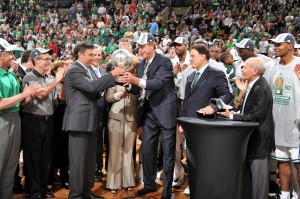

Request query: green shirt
[
  {"left": 212, "top": 26, "right": 220, "bottom": 36},
  {"left": 0, "top": 68, "right": 20, "bottom": 114},
  {"left": 119, "top": 27, "right": 127, "bottom": 38},
  {"left": 107, "top": 43, "right": 118, "bottom": 55},
  {"left": 111, "top": 30, "right": 120, "bottom": 40},
  {"left": 225, "top": 42, "right": 236, "bottom": 50},
  {"left": 141, "top": 11, "right": 147, "bottom": 20},
  {"left": 92, "top": 6, "right": 98, "bottom": 15}
]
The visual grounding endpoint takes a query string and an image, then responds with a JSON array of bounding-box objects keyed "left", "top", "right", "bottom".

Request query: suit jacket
[
  {"left": 90, "top": 66, "right": 109, "bottom": 123},
  {"left": 106, "top": 85, "right": 138, "bottom": 122},
  {"left": 183, "top": 66, "right": 232, "bottom": 118},
  {"left": 62, "top": 61, "right": 115, "bottom": 133},
  {"left": 133, "top": 53, "right": 178, "bottom": 129},
  {"left": 17, "top": 64, "right": 27, "bottom": 80},
  {"left": 233, "top": 76, "right": 275, "bottom": 159}
]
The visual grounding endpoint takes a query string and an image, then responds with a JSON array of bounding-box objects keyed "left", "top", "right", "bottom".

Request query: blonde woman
[{"left": 105, "top": 43, "right": 138, "bottom": 193}]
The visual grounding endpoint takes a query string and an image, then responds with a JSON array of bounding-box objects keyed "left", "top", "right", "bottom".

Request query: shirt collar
[
  {"left": 33, "top": 69, "right": 48, "bottom": 78},
  {"left": 0, "top": 67, "right": 8, "bottom": 75},
  {"left": 196, "top": 63, "right": 209, "bottom": 74},
  {"left": 91, "top": 65, "right": 98, "bottom": 70},
  {"left": 20, "top": 64, "right": 30, "bottom": 73},
  {"left": 146, "top": 53, "right": 155, "bottom": 64},
  {"left": 248, "top": 76, "right": 260, "bottom": 90},
  {"left": 77, "top": 60, "right": 89, "bottom": 71}
]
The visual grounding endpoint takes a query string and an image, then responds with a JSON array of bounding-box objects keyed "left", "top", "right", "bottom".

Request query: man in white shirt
[
  {"left": 218, "top": 57, "right": 274, "bottom": 199},
  {"left": 97, "top": 3, "right": 106, "bottom": 15}
]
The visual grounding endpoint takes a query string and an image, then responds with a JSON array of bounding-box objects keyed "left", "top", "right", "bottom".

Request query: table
[{"left": 177, "top": 117, "right": 259, "bottom": 199}]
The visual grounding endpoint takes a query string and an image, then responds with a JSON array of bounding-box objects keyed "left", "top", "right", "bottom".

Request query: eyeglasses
[{"left": 38, "top": 58, "right": 52, "bottom": 62}]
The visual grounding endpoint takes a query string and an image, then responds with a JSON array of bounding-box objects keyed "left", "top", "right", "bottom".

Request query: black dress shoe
[
  {"left": 89, "top": 193, "right": 104, "bottom": 199},
  {"left": 13, "top": 182, "right": 27, "bottom": 194},
  {"left": 136, "top": 187, "right": 157, "bottom": 196},
  {"left": 95, "top": 169, "right": 104, "bottom": 177},
  {"left": 61, "top": 182, "right": 70, "bottom": 190},
  {"left": 94, "top": 176, "right": 103, "bottom": 182},
  {"left": 43, "top": 192, "right": 55, "bottom": 198}
]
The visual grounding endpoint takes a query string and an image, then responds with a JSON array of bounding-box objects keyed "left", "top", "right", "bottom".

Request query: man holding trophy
[
  {"left": 62, "top": 42, "right": 123, "bottom": 199},
  {"left": 119, "top": 33, "right": 178, "bottom": 199}
]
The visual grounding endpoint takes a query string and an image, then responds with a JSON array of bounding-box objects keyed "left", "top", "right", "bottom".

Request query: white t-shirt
[
  {"left": 259, "top": 41, "right": 269, "bottom": 54},
  {"left": 268, "top": 56, "right": 300, "bottom": 147}
]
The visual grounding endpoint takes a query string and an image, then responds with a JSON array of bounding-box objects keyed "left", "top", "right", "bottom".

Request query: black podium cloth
[{"left": 177, "top": 117, "right": 259, "bottom": 199}]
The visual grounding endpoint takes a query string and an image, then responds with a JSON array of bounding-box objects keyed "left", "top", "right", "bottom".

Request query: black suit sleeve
[
  {"left": 233, "top": 84, "right": 270, "bottom": 123},
  {"left": 145, "top": 58, "right": 173, "bottom": 92},
  {"left": 212, "top": 70, "right": 232, "bottom": 109}
]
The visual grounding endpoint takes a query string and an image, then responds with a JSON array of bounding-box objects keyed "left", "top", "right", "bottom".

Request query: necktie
[
  {"left": 94, "top": 68, "right": 101, "bottom": 78},
  {"left": 138, "top": 61, "right": 150, "bottom": 108},
  {"left": 191, "top": 72, "right": 201, "bottom": 90},
  {"left": 87, "top": 68, "right": 96, "bottom": 80},
  {"left": 241, "top": 85, "right": 250, "bottom": 114}
]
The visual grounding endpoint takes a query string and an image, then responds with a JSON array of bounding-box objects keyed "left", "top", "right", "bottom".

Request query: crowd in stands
[{"left": 0, "top": 0, "right": 299, "bottom": 63}]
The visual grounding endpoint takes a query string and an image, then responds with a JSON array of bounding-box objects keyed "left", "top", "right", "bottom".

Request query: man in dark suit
[
  {"left": 13, "top": 49, "right": 33, "bottom": 194},
  {"left": 90, "top": 45, "right": 108, "bottom": 182},
  {"left": 62, "top": 42, "right": 123, "bottom": 199},
  {"left": 182, "top": 44, "right": 232, "bottom": 118},
  {"left": 17, "top": 50, "right": 34, "bottom": 81},
  {"left": 218, "top": 57, "right": 275, "bottom": 199},
  {"left": 119, "top": 33, "right": 178, "bottom": 199}
]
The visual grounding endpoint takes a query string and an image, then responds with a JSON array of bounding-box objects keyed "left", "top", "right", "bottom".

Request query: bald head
[{"left": 245, "top": 57, "right": 266, "bottom": 75}]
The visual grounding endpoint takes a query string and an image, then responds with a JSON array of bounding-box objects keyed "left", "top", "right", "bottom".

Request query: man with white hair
[{"left": 219, "top": 57, "right": 275, "bottom": 199}]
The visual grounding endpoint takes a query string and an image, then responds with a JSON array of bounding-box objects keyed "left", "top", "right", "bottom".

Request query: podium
[{"left": 177, "top": 117, "right": 259, "bottom": 199}]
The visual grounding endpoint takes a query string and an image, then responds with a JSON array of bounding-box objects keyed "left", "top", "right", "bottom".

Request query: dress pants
[
  {"left": 51, "top": 104, "right": 69, "bottom": 185},
  {"left": 0, "top": 112, "right": 21, "bottom": 199},
  {"left": 23, "top": 114, "right": 53, "bottom": 198},
  {"left": 174, "top": 126, "right": 184, "bottom": 179},
  {"left": 142, "top": 107, "right": 176, "bottom": 198},
  {"left": 244, "top": 157, "right": 269, "bottom": 199},
  {"left": 68, "top": 131, "right": 97, "bottom": 199},
  {"left": 106, "top": 119, "right": 136, "bottom": 189}
]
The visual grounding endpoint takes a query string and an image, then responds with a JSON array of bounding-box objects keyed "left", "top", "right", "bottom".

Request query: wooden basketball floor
[{"left": 14, "top": 139, "right": 190, "bottom": 199}]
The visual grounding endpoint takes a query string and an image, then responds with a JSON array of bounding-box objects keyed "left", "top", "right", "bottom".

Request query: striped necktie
[
  {"left": 138, "top": 61, "right": 150, "bottom": 108},
  {"left": 191, "top": 72, "right": 201, "bottom": 90}
]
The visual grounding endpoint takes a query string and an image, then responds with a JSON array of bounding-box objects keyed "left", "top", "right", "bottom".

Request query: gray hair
[
  {"left": 246, "top": 57, "right": 266, "bottom": 75},
  {"left": 119, "top": 42, "right": 132, "bottom": 52},
  {"left": 93, "top": 44, "right": 102, "bottom": 53}
]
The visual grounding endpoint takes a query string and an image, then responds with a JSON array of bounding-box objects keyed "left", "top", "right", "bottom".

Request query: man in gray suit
[{"left": 62, "top": 42, "right": 123, "bottom": 199}]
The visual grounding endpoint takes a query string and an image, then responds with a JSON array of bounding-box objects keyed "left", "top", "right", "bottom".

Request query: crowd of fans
[{"left": 0, "top": 0, "right": 299, "bottom": 63}]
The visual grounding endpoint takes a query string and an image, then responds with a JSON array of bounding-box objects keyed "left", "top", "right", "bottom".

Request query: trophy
[{"left": 110, "top": 49, "right": 132, "bottom": 84}]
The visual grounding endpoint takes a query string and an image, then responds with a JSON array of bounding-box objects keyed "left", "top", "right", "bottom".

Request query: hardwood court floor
[
  {"left": 14, "top": 139, "right": 190, "bottom": 199},
  {"left": 14, "top": 177, "right": 190, "bottom": 199}
]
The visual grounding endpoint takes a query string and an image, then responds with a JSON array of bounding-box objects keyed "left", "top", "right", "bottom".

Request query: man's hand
[
  {"left": 118, "top": 72, "right": 140, "bottom": 85},
  {"left": 9, "top": 61, "right": 18, "bottom": 73},
  {"left": 55, "top": 67, "right": 66, "bottom": 82},
  {"left": 217, "top": 107, "right": 238, "bottom": 118},
  {"left": 295, "top": 64, "right": 300, "bottom": 80},
  {"left": 200, "top": 105, "right": 215, "bottom": 116},
  {"left": 235, "top": 78, "right": 248, "bottom": 92},
  {"left": 178, "top": 125, "right": 184, "bottom": 134},
  {"left": 173, "top": 63, "right": 180, "bottom": 75},
  {"left": 21, "top": 83, "right": 41, "bottom": 98},
  {"left": 182, "top": 64, "right": 188, "bottom": 71},
  {"left": 111, "top": 66, "right": 124, "bottom": 77}
]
